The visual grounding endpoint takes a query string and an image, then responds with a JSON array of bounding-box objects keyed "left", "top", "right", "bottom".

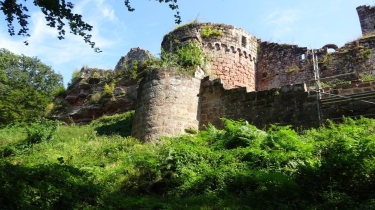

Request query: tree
[
  {"left": 0, "top": 0, "right": 180, "bottom": 52},
  {"left": 0, "top": 48, "right": 63, "bottom": 126}
]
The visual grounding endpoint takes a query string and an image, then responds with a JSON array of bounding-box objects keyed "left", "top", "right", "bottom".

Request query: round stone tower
[
  {"left": 131, "top": 67, "right": 201, "bottom": 142},
  {"left": 357, "top": 5, "right": 375, "bottom": 35},
  {"left": 162, "top": 22, "right": 258, "bottom": 91}
]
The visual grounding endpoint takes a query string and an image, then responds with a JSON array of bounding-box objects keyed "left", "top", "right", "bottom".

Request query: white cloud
[
  {"left": 264, "top": 9, "right": 301, "bottom": 38},
  {"left": 74, "top": 0, "right": 118, "bottom": 22},
  {"left": 102, "top": 8, "right": 117, "bottom": 21},
  {"left": 266, "top": 9, "right": 299, "bottom": 25}
]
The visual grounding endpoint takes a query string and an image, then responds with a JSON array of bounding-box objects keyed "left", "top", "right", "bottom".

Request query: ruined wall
[
  {"left": 256, "top": 42, "right": 312, "bottom": 91},
  {"left": 256, "top": 36, "right": 375, "bottom": 91},
  {"left": 357, "top": 5, "right": 375, "bottom": 35},
  {"left": 132, "top": 68, "right": 201, "bottom": 142},
  {"left": 199, "top": 77, "right": 375, "bottom": 130},
  {"left": 199, "top": 77, "right": 319, "bottom": 129},
  {"left": 162, "top": 23, "right": 258, "bottom": 91},
  {"left": 317, "top": 38, "right": 375, "bottom": 79}
]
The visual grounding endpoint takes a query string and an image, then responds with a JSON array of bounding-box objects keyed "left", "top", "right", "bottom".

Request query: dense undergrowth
[{"left": 1, "top": 112, "right": 375, "bottom": 209}]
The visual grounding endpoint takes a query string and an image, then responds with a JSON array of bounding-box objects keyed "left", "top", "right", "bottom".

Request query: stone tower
[
  {"left": 357, "top": 5, "right": 375, "bottom": 35},
  {"left": 131, "top": 68, "right": 201, "bottom": 142},
  {"left": 162, "top": 23, "right": 258, "bottom": 91}
]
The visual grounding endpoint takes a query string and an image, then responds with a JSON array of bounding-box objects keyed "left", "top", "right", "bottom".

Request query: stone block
[{"left": 358, "top": 82, "right": 371, "bottom": 88}]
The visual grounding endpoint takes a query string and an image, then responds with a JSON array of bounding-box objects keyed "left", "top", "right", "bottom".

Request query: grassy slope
[{"left": 1, "top": 112, "right": 375, "bottom": 209}]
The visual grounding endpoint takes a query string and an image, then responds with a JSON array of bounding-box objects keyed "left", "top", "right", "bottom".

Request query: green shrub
[
  {"left": 2, "top": 116, "right": 375, "bottom": 209},
  {"left": 52, "top": 86, "right": 66, "bottom": 98},
  {"left": 48, "top": 100, "right": 72, "bottom": 115},
  {"left": 364, "top": 49, "right": 372, "bottom": 59},
  {"left": 0, "top": 162, "right": 101, "bottom": 209},
  {"left": 71, "top": 69, "right": 81, "bottom": 82},
  {"left": 103, "top": 83, "right": 115, "bottom": 97},
  {"left": 44, "top": 103, "right": 55, "bottom": 116},
  {"left": 200, "top": 25, "right": 223, "bottom": 38},
  {"left": 90, "top": 92, "right": 102, "bottom": 104},
  {"left": 91, "top": 68, "right": 101, "bottom": 78},
  {"left": 360, "top": 72, "right": 374, "bottom": 82},
  {"left": 176, "top": 41, "right": 203, "bottom": 68},
  {"left": 25, "top": 118, "right": 59, "bottom": 145}
]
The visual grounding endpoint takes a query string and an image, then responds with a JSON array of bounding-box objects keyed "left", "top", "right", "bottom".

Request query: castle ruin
[{"left": 59, "top": 5, "right": 375, "bottom": 142}]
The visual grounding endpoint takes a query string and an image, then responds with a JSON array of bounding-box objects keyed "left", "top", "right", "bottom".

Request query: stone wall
[
  {"left": 132, "top": 68, "right": 201, "bottom": 142},
  {"left": 256, "top": 42, "right": 312, "bottom": 91},
  {"left": 199, "top": 77, "right": 319, "bottom": 129},
  {"left": 357, "top": 5, "right": 375, "bottom": 35},
  {"left": 199, "top": 77, "right": 375, "bottom": 130},
  {"left": 320, "top": 81, "right": 375, "bottom": 120},
  {"left": 162, "top": 23, "right": 258, "bottom": 91},
  {"left": 317, "top": 37, "right": 375, "bottom": 79},
  {"left": 256, "top": 36, "right": 375, "bottom": 91}
]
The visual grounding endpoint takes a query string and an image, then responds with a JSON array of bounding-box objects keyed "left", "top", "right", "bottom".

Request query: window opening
[{"left": 241, "top": 36, "right": 247, "bottom": 48}]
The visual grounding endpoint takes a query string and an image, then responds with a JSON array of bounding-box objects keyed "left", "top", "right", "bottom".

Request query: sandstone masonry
[
  {"left": 57, "top": 5, "right": 375, "bottom": 142},
  {"left": 131, "top": 68, "right": 201, "bottom": 141}
]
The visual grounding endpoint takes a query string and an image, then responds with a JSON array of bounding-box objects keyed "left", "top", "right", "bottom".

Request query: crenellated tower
[
  {"left": 162, "top": 23, "right": 258, "bottom": 91},
  {"left": 357, "top": 5, "right": 375, "bottom": 35}
]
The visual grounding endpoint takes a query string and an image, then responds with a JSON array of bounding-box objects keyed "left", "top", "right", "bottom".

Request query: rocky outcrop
[
  {"left": 114, "top": 47, "right": 153, "bottom": 72},
  {"left": 50, "top": 48, "right": 148, "bottom": 124}
]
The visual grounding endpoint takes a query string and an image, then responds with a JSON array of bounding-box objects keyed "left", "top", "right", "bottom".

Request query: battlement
[
  {"left": 162, "top": 22, "right": 258, "bottom": 91},
  {"left": 59, "top": 5, "right": 375, "bottom": 142},
  {"left": 357, "top": 5, "right": 375, "bottom": 35},
  {"left": 129, "top": 8, "right": 375, "bottom": 141}
]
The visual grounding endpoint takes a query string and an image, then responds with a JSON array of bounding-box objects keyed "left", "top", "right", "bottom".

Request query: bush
[
  {"left": 71, "top": 69, "right": 81, "bottom": 82},
  {"left": 103, "top": 83, "right": 115, "bottom": 97},
  {"left": 90, "top": 92, "right": 102, "bottom": 104},
  {"left": 2, "top": 117, "right": 375, "bottom": 209},
  {"left": 176, "top": 41, "right": 203, "bottom": 68},
  {"left": 25, "top": 118, "right": 59, "bottom": 145},
  {"left": 52, "top": 86, "right": 66, "bottom": 98},
  {"left": 364, "top": 49, "right": 372, "bottom": 59},
  {"left": 200, "top": 25, "right": 223, "bottom": 38},
  {"left": 44, "top": 103, "right": 55, "bottom": 116}
]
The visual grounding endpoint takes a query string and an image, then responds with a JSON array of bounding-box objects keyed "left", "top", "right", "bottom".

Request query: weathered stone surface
[
  {"left": 132, "top": 68, "right": 201, "bottom": 142},
  {"left": 51, "top": 67, "right": 138, "bottom": 124},
  {"left": 357, "top": 5, "right": 375, "bottom": 35},
  {"left": 114, "top": 47, "right": 154, "bottom": 72},
  {"left": 52, "top": 6, "right": 375, "bottom": 141},
  {"left": 162, "top": 23, "right": 258, "bottom": 91},
  {"left": 199, "top": 77, "right": 375, "bottom": 130}
]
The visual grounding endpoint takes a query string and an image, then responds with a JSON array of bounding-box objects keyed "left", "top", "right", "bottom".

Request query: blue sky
[{"left": 0, "top": 0, "right": 373, "bottom": 86}]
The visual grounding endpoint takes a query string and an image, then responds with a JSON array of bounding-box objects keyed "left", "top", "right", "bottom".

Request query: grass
[
  {"left": 1, "top": 114, "right": 375, "bottom": 209},
  {"left": 173, "top": 18, "right": 200, "bottom": 30},
  {"left": 358, "top": 32, "right": 375, "bottom": 41}
]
